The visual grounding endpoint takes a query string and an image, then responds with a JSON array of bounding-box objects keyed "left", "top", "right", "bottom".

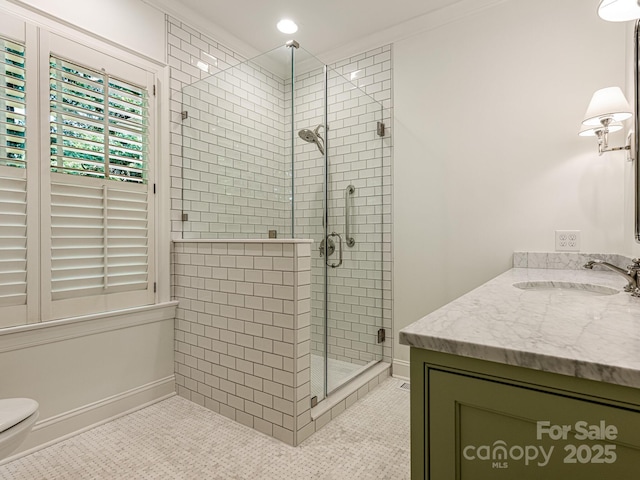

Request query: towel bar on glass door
[{"left": 345, "top": 185, "right": 355, "bottom": 247}]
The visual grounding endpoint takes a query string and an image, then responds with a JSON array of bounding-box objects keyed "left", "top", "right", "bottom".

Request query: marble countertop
[{"left": 399, "top": 267, "right": 640, "bottom": 389}]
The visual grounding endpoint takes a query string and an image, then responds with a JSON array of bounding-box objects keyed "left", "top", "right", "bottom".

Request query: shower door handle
[
  {"left": 326, "top": 232, "right": 342, "bottom": 268},
  {"left": 345, "top": 185, "right": 355, "bottom": 247}
]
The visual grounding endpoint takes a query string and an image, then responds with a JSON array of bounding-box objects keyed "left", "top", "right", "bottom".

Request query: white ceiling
[{"left": 145, "top": 0, "right": 506, "bottom": 62}]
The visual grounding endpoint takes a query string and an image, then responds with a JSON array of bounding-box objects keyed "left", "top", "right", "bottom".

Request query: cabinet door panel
[{"left": 428, "top": 370, "right": 640, "bottom": 479}]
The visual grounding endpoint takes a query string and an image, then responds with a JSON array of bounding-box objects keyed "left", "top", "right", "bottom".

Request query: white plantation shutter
[
  {"left": 47, "top": 54, "right": 153, "bottom": 313},
  {"left": 0, "top": 36, "right": 26, "bottom": 169},
  {"left": 0, "top": 172, "right": 27, "bottom": 307},
  {"left": 50, "top": 177, "right": 149, "bottom": 300},
  {"left": 106, "top": 185, "right": 149, "bottom": 289},
  {"left": 0, "top": 35, "right": 28, "bottom": 325},
  {"left": 50, "top": 180, "right": 104, "bottom": 298},
  {"left": 49, "top": 56, "right": 148, "bottom": 182}
]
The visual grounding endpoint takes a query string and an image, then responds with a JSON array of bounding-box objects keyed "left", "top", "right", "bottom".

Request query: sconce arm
[
  {"left": 601, "top": 145, "right": 631, "bottom": 153},
  {"left": 593, "top": 124, "right": 634, "bottom": 161}
]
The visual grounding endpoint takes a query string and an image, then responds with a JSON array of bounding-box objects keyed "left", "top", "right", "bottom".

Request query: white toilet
[{"left": 0, "top": 398, "right": 39, "bottom": 461}]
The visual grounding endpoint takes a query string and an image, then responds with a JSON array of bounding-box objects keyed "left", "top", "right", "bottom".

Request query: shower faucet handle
[{"left": 319, "top": 236, "right": 335, "bottom": 257}]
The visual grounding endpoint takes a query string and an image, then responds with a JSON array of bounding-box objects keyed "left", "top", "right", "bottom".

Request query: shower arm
[{"left": 315, "top": 124, "right": 325, "bottom": 151}]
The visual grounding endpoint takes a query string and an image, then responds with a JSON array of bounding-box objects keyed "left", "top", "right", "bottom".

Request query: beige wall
[
  {"left": 5, "top": 0, "right": 165, "bottom": 62},
  {"left": 393, "top": 0, "right": 629, "bottom": 370},
  {"left": 0, "top": 308, "right": 176, "bottom": 457}
]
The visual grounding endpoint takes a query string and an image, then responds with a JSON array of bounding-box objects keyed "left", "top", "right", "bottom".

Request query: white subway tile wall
[
  {"left": 180, "top": 55, "right": 291, "bottom": 239},
  {"left": 168, "top": 16, "right": 246, "bottom": 236},
  {"left": 172, "top": 241, "right": 313, "bottom": 445}
]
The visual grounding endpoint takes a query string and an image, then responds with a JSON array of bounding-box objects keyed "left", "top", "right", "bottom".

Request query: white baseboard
[
  {"left": 392, "top": 359, "right": 410, "bottom": 381},
  {"left": 2, "top": 375, "right": 176, "bottom": 465}
]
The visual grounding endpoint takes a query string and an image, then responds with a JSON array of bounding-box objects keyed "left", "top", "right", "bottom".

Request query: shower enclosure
[{"left": 180, "top": 42, "right": 387, "bottom": 405}]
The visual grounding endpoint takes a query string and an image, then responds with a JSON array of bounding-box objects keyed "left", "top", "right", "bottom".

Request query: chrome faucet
[{"left": 583, "top": 258, "right": 640, "bottom": 296}]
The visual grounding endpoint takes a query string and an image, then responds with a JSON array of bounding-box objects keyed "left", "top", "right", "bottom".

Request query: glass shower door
[
  {"left": 292, "top": 48, "right": 386, "bottom": 403},
  {"left": 291, "top": 48, "right": 328, "bottom": 403},
  {"left": 322, "top": 68, "right": 385, "bottom": 395}
]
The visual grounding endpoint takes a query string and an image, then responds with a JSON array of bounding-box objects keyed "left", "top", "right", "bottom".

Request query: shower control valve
[{"left": 319, "top": 236, "right": 335, "bottom": 257}]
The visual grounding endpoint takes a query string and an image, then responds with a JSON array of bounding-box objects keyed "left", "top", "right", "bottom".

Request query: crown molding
[
  {"left": 318, "top": 0, "right": 510, "bottom": 65},
  {"left": 141, "top": 0, "right": 261, "bottom": 62},
  {"left": 143, "top": 0, "right": 508, "bottom": 67}
]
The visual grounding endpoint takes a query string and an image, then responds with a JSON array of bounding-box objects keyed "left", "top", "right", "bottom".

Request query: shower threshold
[
  {"left": 311, "top": 355, "right": 379, "bottom": 395},
  {"left": 308, "top": 361, "right": 390, "bottom": 425}
]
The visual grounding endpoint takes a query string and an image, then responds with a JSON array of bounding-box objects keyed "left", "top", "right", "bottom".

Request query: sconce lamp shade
[
  {"left": 582, "top": 86, "right": 632, "bottom": 126},
  {"left": 598, "top": 0, "right": 640, "bottom": 21},
  {"left": 578, "top": 121, "right": 623, "bottom": 136}
]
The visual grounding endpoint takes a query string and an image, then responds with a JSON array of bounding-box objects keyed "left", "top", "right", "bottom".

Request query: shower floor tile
[
  {"left": 0, "top": 378, "right": 410, "bottom": 480},
  {"left": 310, "top": 354, "right": 364, "bottom": 399}
]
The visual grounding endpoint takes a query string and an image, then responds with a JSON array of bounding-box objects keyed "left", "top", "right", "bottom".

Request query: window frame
[
  {"left": 0, "top": 8, "right": 168, "bottom": 328},
  {"left": 41, "top": 31, "right": 156, "bottom": 321}
]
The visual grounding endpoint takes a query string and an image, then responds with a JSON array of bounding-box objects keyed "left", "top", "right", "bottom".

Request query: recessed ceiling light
[{"left": 277, "top": 19, "right": 298, "bottom": 34}]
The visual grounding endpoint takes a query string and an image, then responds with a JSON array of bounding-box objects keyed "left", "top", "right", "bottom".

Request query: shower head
[
  {"left": 298, "top": 128, "right": 317, "bottom": 143},
  {"left": 298, "top": 124, "right": 325, "bottom": 155}
]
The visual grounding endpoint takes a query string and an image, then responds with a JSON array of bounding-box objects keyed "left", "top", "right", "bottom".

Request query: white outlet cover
[{"left": 555, "top": 230, "right": 581, "bottom": 252}]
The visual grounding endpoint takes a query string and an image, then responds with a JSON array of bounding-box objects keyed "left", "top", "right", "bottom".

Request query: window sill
[{"left": 0, "top": 302, "right": 178, "bottom": 353}]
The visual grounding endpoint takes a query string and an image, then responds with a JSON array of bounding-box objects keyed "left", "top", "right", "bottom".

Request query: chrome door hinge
[
  {"left": 376, "top": 121, "right": 385, "bottom": 137},
  {"left": 181, "top": 111, "right": 189, "bottom": 120},
  {"left": 377, "top": 328, "right": 386, "bottom": 344}
]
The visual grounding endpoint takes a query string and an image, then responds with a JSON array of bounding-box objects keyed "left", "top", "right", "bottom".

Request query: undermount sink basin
[{"left": 512, "top": 281, "right": 618, "bottom": 296}]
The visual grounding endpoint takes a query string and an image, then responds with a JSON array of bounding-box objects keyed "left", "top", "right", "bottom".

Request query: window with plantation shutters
[
  {"left": 49, "top": 56, "right": 151, "bottom": 302},
  {"left": 0, "top": 35, "right": 27, "bottom": 322},
  {"left": 0, "top": 12, "right": 159, "bottom": 328}
]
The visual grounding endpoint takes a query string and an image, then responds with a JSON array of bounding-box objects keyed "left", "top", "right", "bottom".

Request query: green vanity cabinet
[{"left": 410, "top": 349, "right": 640, "bottom": 479}]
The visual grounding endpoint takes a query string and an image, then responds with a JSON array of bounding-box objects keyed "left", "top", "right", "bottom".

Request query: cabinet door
[{"left": 428, "top": 370, "right": 640, "bottom": 479}]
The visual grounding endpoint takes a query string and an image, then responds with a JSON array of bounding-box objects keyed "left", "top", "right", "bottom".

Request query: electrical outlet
[{"left": 555, "top": 230, "right": 581, "bottom": 252}]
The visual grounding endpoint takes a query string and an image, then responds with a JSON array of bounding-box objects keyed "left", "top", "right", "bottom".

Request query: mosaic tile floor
[{"left": 0, "top": 378, "right": 410, "bottom": 480}]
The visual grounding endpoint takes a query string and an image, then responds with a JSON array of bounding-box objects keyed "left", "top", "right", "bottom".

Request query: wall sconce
[
  {"left": 597, "top": 0, "right": 640, "bottom": 22},
  {"left": 580, "top": 86, "right": 634, "bottom": 160}
]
